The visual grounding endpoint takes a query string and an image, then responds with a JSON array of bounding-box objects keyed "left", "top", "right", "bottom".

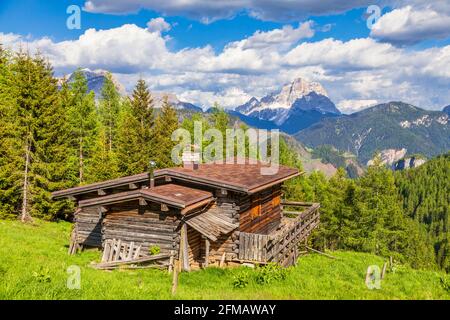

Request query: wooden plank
[
  {"left": 108, "top": 239, "right": 115, "bottom": 261},
  {"left": 219, "top": 252, "right": 226, "bottom": 267},
  {"left": 172, "top": 259, "right": 179, "bottom": 296},
  {"left": 102, "top": 241, "right": 110, "bottom": 262},
  {"left": 127, "top": 242, "right": 135, "bottom": 261},
  {"left": 94, "top": 253, "right": 171, "bottom": 269},
  {"left": 205, "top": 238, "right": 210, "bottom": 268},
  {"left": 114, "top": 239, "right": 122, "bottom": 261},
  {"left": 133, "top": 245, "right": 141, "bottom": 259}
]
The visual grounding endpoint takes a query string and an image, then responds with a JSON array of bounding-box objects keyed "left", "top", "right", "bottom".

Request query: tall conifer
[
  {"left": 116, "top": 79, "right": 155, "bottom": 175},
  {"left": 66, "top": 69, "right": 98, "bottom": 185},
  {"left": 1, "top": 52, "right": 72, "bottom": 221},
  {"left": 152, "top": 96, "right": 179, "bottom": 168},
  {"left": 98, "top": 73, "right": 121, "bottom": 152}
]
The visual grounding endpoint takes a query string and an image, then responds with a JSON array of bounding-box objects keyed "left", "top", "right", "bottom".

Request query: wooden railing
[{"left": 238, "top": 202, "right": 320, "bottom": 267}]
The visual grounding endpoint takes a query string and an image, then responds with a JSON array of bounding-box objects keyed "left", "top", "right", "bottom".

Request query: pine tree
[
  {"left": 86, "top": 126, "right": 120, "bottom": 183},
  {"left": 130, "top": 79, "right": 154, "bottom": 128},
  {"left": 1, "top": 52, "right": 73, "bottom": 221},
  {"left": 66, "top": 69, "right": 98, "bottom": 185},
  {"left": 116, "top": 79, "right": 154, "bottom": 175},
  {"left": 98, "top": 73, "right": 121, "bottom": 152},
  {"left": 0, "top": 46, "right": 19, "bottom": 218},
  {"left": 152, "top": 96, "right": 179, "bottom": 168}
]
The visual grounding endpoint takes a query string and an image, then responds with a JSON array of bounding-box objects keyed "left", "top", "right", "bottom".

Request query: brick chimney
[
  {"left": 182, "top": 145, "right": 200, "bottom": 170},
  {"left": 148, "top": 160, "right": 156, "bottom": 188}
]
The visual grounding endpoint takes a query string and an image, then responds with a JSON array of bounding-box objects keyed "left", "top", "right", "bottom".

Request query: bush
[
  {"left": 232, "top": 271, "right": 250, "bottom": 289},
  {"left": 32, "top": 267, "right": 51, "bottom": 283},
  {"left": 232, "top": 263, "right": 288, "bottom": 288},
  {"left": 149, "top": 246, "right": 161, "bottom": 256},
  {"left": 255, "top": 263, "right": 287, "bottom": 285}
]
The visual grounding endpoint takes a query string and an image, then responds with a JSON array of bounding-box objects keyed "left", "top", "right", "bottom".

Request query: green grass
[{"left": 0, "top": 219, "right": 449, "bottom": 300}]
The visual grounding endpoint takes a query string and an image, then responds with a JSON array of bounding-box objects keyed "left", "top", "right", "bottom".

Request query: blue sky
[{"left": 1, "top": 0, "right": 450, "bottom": 112}]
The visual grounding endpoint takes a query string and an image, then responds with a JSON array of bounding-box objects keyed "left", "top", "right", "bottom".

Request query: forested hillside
[
  {"left": 295, "top": 102, "right": 450, "bottom": 164},
  {"left": 395, "top": 153, "right": 450, "bottom": 271}
]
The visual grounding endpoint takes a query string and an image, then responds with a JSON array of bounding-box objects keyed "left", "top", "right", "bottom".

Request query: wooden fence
[{"left": 238, "top": 202, "right": 320, "bottom": 266}]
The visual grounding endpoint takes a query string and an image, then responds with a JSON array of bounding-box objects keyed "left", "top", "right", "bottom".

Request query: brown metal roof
[
  {"left": 78, "top": 184, "right": 213, "bottom": 212},
  {"left": 53, "top": 161, "right": 300, "bottom": 199},
  {"left": 162, "top": 162, "right": 299, "bottom": 193},
  {"left": 141, "top": 184, "right": 213, "bottom": 207},
  {"left": 52, "top": 172, "right": 152, "bottom": 199}
]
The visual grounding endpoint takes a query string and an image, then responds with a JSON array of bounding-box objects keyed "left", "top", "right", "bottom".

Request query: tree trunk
[
  {"left": 79, "top": 137, "right": 83, "bottom": 184},
  {"left": 21, "top": 143, "right": 32, "bottom": 223}
]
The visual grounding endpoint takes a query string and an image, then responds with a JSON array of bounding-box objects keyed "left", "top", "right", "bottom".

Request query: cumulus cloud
[
  {"left": 83, "top": 0, "right": 381, "bottom": 23},
  {"left": 337, "top": 99, "right": 378, "bottom": 114},
  {"left": 1, "top": 20, "right": 450, "bottom": 111},
  {"left": 371, "top": 5, "right": 450, "bottom": 45},
  {"left": 147, "top": 17, "right": 171, "bottom": 33},
  {"left": 239, "top": 21, "right": 314, "bottom": 50}
]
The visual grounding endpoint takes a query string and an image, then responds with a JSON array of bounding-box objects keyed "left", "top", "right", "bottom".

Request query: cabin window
[
  {"left": 250, "top": 204, "right": 261, "bottom": 220},
  {"left": 250, "top": 195, "right": 261, "bottom": 220},
  {"left": 272, "top": 195, "right": 281, "bottom": 208}
]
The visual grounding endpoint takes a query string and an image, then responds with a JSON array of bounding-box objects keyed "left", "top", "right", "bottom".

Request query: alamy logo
[
  {"left": 365, "top": 265, "right": 381, "bottom": 290},
  {"left": 171, "top": 122, "right": 280, "bottom": 175},
  {"left": 366, "top": 5, "right": 381, "bottom": 30},
  {"left": 67, "top": 265, "right": 81, "bottom": 290},
  {"left": 66, "top": 5, "right": 81, "bottom": 30}
]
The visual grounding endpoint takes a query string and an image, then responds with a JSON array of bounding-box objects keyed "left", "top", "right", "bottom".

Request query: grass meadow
[{"left": 0, "top": 219, "right": 449, "bottom": 300}]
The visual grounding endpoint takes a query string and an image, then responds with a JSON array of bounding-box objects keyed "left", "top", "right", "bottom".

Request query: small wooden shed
[{"left": 53, "top": 160, "right": 320, "bottom": 269}]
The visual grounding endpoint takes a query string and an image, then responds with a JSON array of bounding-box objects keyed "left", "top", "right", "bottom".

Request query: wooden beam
[
  {"left": 171, "top": 259, "right": 179, "bottom": 296},
  {"left": 305, "top": 246, "right": 336, "bottom": 259},
  {"left": 98, "top": 206, "right": 108, "bottom": 218},
  {"left": 180, "top": 223, "right": 190, "bottom": 271},
  {"left": 139, "top": 198, "right": 148, "bottom": 206},
  {"left": 128, "top": 183, "right": 138, "bottom": 190},
  {"left": 204, "top": 238, "right": 210, "bottom": 268},
  {"left": 219, "top": 252, "right": 226, "bottom": 267}
]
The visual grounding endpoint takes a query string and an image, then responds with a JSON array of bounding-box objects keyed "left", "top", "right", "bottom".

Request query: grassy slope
[{"left": 0, "top": 219, "right": 449, "bottom": 300}]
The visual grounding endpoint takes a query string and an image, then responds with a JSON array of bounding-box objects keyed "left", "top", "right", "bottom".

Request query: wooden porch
[{"left": 238, "top": 202, "right": 320, "bottom": 267}]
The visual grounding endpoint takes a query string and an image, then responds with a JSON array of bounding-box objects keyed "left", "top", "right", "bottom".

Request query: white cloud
[
  {"left": 239, "top": 21, "right": 314, "bottom": 50},
  {"left": 371, "top": 5, "right": 450, "bottom": 45},
  {"left": 1, "top": 20, "right": 450, "bottom": 111},
  {"left": 147, "top": 17, "right": 171, "bottom": 33},
  {"left": 337, "top": 99, "right": 378, "bottom": 114}
]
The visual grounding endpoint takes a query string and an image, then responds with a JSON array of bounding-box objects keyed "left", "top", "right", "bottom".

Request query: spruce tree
[
  {"left": 116, "top": 79, "right": 155, "bottom": 175},
  {"left": 1, "top": 52, "right": 73, "bottom": 221},
  {"left": 66, "top": 69, "right": 98, "bottom": 185},
  {"left": 0, "top": 46, "right": 19, "bottom": 218},
  {"left": 152, "top": 96, "right": 179, "bottom": 168},
  {"left": 86, "top": 126, "right": 120, "bottom": 183},
  {"left": 98, "top": 73, "right": 121, "bottom": 152}
]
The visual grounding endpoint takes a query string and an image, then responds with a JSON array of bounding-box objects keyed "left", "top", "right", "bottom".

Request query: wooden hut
[{"left": 53, "top": 159, "right": 320, "bottom": 269}]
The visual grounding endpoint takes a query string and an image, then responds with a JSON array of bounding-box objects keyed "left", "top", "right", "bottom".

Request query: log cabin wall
[
  {"left": 187, "top": 226, "right": 202, "bottom": 266},
  {"left": 101, "top": 202, "right": 180, "bottom": 256},
  {"left": 238, "top": 184, "right": 282, "bottom": 235},
  {"left": 200, "top": 195, "right": 240, "bottom": 265},
  {"left": 74, "top": 207, "right": 103, "bottom": 247}
]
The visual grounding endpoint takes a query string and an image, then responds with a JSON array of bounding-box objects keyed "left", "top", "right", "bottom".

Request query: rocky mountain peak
[
  {"left": 235, "top": 77, "right": 339, "bottom": 131},
  {"left": 278, "top": 78, "right": 329, "bottom": 107}
]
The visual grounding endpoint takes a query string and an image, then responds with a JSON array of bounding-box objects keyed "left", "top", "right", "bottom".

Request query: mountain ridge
[{"left": 295, "top": 102, "right": 450, "bottom": 164}]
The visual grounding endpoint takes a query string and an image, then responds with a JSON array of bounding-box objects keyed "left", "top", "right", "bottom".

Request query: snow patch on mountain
[{"left": 236, "top": 77, "right": 340, "bottom": 126}]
